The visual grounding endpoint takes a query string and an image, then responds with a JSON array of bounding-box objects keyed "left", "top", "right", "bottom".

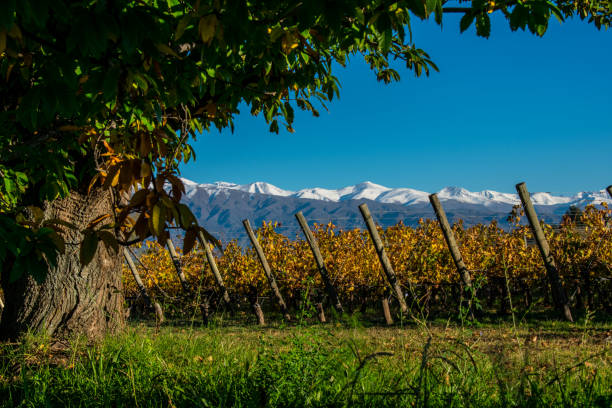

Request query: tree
[
  {"left": 0, "top": 0, "right": 609, "bottom": 340},
  {"left": 564, "top": 205, "right": 585, "bottom": 226}
]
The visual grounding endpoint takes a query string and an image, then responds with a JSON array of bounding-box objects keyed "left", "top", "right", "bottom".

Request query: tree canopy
[{"left": 0, "top": 0, "right": 610, "bottom": 284}]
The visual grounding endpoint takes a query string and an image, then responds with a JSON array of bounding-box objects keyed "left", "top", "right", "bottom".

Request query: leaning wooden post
[
  {"left": 428, "top": 194, "right": 473, "bottom": 289},
  {"left": 197, "top": 230, "right": 231, "bottom": 305},
  {"left": 607, "top": 185, "right": 612, "bottom": 199},
  {"left": 295, "top": 211, "right": 343, "bottom": 313},
  {"left": 242, "top": 219, "right": 291, "bottom": 321},
  {"left": 165, "top": 238, "right": 190, "bottom": 292},
  {"left": 516, "top": 182, "right": 573, "bottom": 322},
  {"left": 358, "top": 203, "right": 408, "bottom": 313},
  {"left": 123, "top": 248, "right": 164, "bottom": 323}
]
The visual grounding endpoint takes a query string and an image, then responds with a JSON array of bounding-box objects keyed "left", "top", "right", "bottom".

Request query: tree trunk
[{"left": 0, "top": 189, "right": 125, "bottom": 341}]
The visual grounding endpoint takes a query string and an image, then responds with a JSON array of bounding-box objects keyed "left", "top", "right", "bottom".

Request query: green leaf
[
  {"left": 425, "top": 0, "right": 440, "bottom": 16},
  {"left": 178, "top": 203, "right": 197, "bottom": 229},
  {"left": 548, "top": 3, "right": 565, "bottom": 23},
  {"left": 476, "top": 14, "right": 491, "bottom": 38},
  {"left": 434, "top": 2, "right": 443, "bottom": 25},
  {"left": 128, "top": 189, "right": 148, "bottom": 207},
  {"left": 80, "top": 231, "right": 99, "bottom": 266},
  {"left": 151, "top": 203, "right": 166, "bottom": 236},
  {"left": 97, "top": 230, "right": 119, "bottom": 253},
  {"left": 510, "top": 5, "right": 528, "bottom": 31},
  {"left": 380, "top": 28, "right": 392, "bottom": 54},
  {"left": 460, "top": 13, "right": 475, "bottom": 33},
  {"left": 175, "top": 15, "right": 191, "bottom": 41},
  {"left": 354, "top": 7, "right": 364, "bottom": 24},
  {"left": 183, "top": 227, "right": 197, "bottom": 253},
  {"left": 132, "top": 73, "right": 149, "bottom": 92},
  {"left": 27, "top": 206, "right": 45, "bottom": 226},
  {"left": 199, "top": 14, "right": 217, "bottom": 44},
  {"left": 156, "top": 43, "right": 181, "bottom": 59},
  {"left": 46, "top": 230, "right": 66, "bottom": 255},
  {"left": 264, "top": 105, "right": 274, "bottom": 122},
  {"left": 283, "top": 101, "right": 294, "bottom": 124},
  {"left": 269, "top": 119, "right": 279, "bottom": 133}
]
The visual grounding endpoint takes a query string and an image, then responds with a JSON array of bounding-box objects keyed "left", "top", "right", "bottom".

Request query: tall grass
[{"left": 1, "top": 321, "right": 611, "bottom": 407}]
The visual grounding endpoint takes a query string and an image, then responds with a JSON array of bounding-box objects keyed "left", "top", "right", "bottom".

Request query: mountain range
[{"left": 180, "top": 179, "right": 612, "bottom": 245}]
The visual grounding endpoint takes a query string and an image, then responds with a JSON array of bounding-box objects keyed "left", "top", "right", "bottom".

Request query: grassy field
[{"left": 1, "top": 317, "right": 611, "bottom": 407}]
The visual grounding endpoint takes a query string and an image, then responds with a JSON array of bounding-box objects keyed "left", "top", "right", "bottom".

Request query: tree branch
[{"left": 442, "top": 7, "right": 472, "bottom": 13}]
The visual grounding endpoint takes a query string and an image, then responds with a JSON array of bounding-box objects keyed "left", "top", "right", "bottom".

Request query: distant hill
[{"left": 180, "top": 179, "right": 612, "bottom": 245}]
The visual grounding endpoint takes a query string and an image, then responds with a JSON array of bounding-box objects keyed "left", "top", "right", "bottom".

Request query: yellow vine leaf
[
  {"left": 199, "top": 14, "right": 218, "bottom": 45},
  {"left": 156, "top": 43, "right": 181, "bottom": 59},
  {"left": 281, "top": 32, "right": 299, "bottom": 54}
]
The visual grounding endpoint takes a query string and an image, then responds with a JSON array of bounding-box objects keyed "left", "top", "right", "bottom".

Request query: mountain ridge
[
  {"left": 179, "top": 178, "right": 611, "bottom": 245},
  {"left": 182, "top": 178, "right": 611, "bottom": 208}
]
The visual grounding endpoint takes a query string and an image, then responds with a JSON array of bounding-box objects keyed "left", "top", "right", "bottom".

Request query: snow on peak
[
  {"left": 179, "top": 177, "right": 612, "bottom": 208},
  {"left": 529, "top": 192, "right": 572, "bottom": 206},
  {"left": 437, "top": 186, "right": 471, "bottom": 200},
  {"left": 294, "top": 187, "right": 341, "bottom": 201},
  {"left": 213, "top": 181, "right": 240, "bottom": 188},
  {"left": 239, "top": 181, "right": 294, "bottom": 197},
  {"left": 437, "top": 187, "right": 519, "bottom": 206},
  {"left": 336, "top": 181, "right": 391, "bottom": 201},
  {"left": 377, "top": 188, "right": 430, "bottom": 205},
  {"left": 181, "top": 179, "right": 293, "bottom": 197}
]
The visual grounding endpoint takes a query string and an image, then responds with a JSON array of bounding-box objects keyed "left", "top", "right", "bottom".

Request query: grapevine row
[{"left": 123, "top": 204, "right": 612, "bottom": 320}]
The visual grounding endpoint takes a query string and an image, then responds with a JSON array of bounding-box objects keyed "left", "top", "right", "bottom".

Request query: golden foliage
[{"left": 123, "top": 206, "right": 612, "bottom": 303}]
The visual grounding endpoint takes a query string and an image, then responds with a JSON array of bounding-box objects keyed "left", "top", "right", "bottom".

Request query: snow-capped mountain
[
  {"left": 183, "top": 179, "right": 294, "bottom": 198},
  {"left": 179, "top": 178, "right": 611, "bottom": 245},
  {"left": 183, "top": 178, "right": 610, "bottom": 208}
]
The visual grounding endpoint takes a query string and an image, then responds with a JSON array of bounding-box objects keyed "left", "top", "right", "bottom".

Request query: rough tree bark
[{"left": 0, "top": 188, "right": 124, "bottom": 341}]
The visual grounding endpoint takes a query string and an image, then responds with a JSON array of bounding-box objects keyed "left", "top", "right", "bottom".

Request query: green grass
[{"left": 1, "top": 319, "right": 611, "bottom": 407}]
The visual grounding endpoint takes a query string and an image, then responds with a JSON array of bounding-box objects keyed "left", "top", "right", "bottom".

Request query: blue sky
[{"left": 181, "top": 13, "right": 612, "bottom": 194}]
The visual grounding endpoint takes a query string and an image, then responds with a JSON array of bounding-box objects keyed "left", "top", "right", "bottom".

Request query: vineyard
[{"left": 123, "top": 202, "right": 612, "bottom": 323}]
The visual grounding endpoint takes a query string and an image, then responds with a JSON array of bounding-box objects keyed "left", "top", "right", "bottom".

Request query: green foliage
[
  {"left": 0, "top": 0, "right": 609, "bottom": 285},
  {"left": 0, "top": 213, "right": 65, "bottom": 284}
]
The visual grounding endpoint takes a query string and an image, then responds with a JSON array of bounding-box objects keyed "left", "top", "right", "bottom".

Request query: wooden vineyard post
[
  {"left": 295, "top": 211, "right": 344, "bottom": 313},
  {"left": 242, "top": 219, "right": 291, "bottom": 321},
  {"left": 382, "top": 288, "right": 394, "bottom": 325},
  {"left": 316, "top": 303, "right": 327, "bottom": 323},
  {"left": 123, "top": 248, "right": 164, "bottom": 323},
  {"left": 197, "top": 230, "right": 231, "bottom": 305},
  {"left": 200, "top": 299, "right": 210, "bottom": 325},
  {"left": 428, "top": 194, "right": 473, "bottom": 290},
  {"left": 254, "top": 304, "right": 265, "bottom": 325},
  {"left": 165, "top": 238, "right": 190, "bottom": 292},
  {"left": 312, "top": 289, "right": 327, "bottom": 323},
  {"left": 607, "top": 185, "right": 612, "bottom": 198},
  {"left": 358, "top": 203, "right": 408, "bottom": 314},
  {"left": 248, "top": 285, "right": 266, "bottom": 326},
  {"left": 516, "top": 182, "right": 573, "bottom": 322}
]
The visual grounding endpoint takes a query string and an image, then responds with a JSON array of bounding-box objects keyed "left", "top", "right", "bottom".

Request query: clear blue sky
[{"left": 181, "top": 14, "right": 612, "bottom": 194}]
